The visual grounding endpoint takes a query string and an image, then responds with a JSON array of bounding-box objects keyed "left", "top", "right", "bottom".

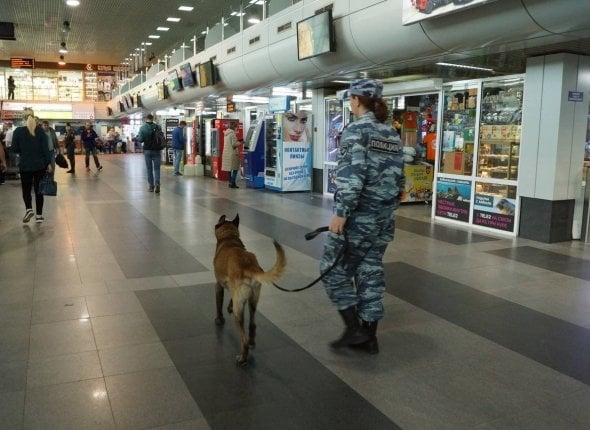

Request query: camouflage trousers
[{"left": 320, "top": 214, "right": 394, "bottom": 322}]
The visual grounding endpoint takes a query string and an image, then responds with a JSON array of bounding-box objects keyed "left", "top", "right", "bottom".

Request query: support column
[{"left": 519, "top": 53, "right": 590, "bottom": 242}]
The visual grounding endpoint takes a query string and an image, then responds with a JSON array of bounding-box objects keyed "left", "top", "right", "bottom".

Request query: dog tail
[{"left": 251, "top": 240, "right": 286, "bottom": 284}]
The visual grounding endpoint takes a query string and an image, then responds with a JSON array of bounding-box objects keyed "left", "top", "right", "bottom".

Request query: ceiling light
[
  {"left": 59, "top": 42, "right": 68, "bottom": 53},
  {"left": 436, "top": 62, "right": 494, "bottom": 72},
  {"left": 157, "top": 27, "right": 169, "bottom": 31},
  {"left": 178, "top": 6, "right": 194, "bottom": 11},
  {"left": 166, "top": 17, "right": 181, "bottom": 22},
  {"left": 148, "top": 35, "right": 160, "bottom": 39},
  {"left": 58, "top": 55, "right": 66, "bottom": 65},
  {"left": 145, "top": 42, "right": 152, "bottom": 46},
  {"left": 66, "top": 0, "right": 80, "bottom": 6},
  {"left": 248, "top": 18, "right": 261, "bottom": 24},
  {"left": 201, "top": 30, "right": 207, "bottom": 35}
]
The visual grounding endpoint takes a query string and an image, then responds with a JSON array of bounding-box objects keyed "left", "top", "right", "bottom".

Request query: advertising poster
[
  {"left": 435, "top": 177, "right": 471, "bottom": 222},
  {"left": 402, "top": 0, "right": 498, "bottom": 25},
  {"left": 401, "top": 164, "right": 434, "bottom": 202},
  {"left": 281, "top": 112, "right": 312, "bottom": 191},
  {"left": 165, "top": 118, "right": 178, "bottom": 165},
  {"left": 473, "top": 194, "right": 516, "bottom": 232}
]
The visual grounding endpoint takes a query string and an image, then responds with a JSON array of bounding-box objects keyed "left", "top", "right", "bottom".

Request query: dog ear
[
  {"left": 215, "top": 215, "right": 226, "bottom": 229},
  {"left": 232, "top": 214, "right": 239, "bottom": 227}
]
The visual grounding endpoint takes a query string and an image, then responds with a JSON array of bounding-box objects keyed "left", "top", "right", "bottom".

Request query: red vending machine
[{"left": 211, "top": 119, "right": 243, "bottom": 181}]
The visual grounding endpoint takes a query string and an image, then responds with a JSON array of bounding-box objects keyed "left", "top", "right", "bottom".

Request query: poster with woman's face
[
  {"left": 281, "top": 111, "right": 312, "bottom": 191},
  {"left": 282, "top": 111, "right": 310, "bottom": 143}
]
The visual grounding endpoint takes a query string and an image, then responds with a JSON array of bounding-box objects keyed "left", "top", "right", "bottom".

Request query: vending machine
[
  {"left": 211, "top": 119, "right": 243, "bottom": 181},
  {"left": 204, "top": 118, "right": 214, "bottom": 177},
  {"left": 264, "top": 112, "right": 312, "bottom": 192},
  {"left": 243, "top": 119, "right": 265, "bottom": 188}
]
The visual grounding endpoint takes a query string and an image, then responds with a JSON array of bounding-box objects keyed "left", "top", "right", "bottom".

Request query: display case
[
  {"left": 477, "top": 79, "right": 523, "bottom": 180},
  {"left": 58, "top": 71, "right": 83, "bottom": 101},
  {"left": 434, "top": 75, "right": 524, "bottom": 234},
  {"left": 84, "top": 72, "right": 98, "bottom": 100},
  {"left": 439, "top": 84, "right": 478, "bottom": 176}
]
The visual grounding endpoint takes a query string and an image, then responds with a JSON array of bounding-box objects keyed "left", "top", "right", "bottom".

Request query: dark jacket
[
  {"left": 11, "top": 126, "right": 51, "bottom": 173},
  {"left": 171, "top": 126, "right": 185, "bottom": 150},
  {"left": 64, "top": 130, "right": 76, "bottom": 156},
  {"left": 137, "top": 121, "right": 162, "bottom": 151},
  {"left": 80, "top": 128, "right": 98, "bottom": 149}
]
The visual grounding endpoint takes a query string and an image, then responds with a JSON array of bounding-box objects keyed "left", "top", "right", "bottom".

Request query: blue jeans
[
  {"left": 173, "top": 149, "right": 183, "bottom": 174},
  {"left": 144, "top": 150, "right": 161, "bottom": 188}
]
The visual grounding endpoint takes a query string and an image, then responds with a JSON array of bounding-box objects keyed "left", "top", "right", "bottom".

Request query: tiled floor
[{"left": 1, "top": 154, "right": 590, "bottom": 429}]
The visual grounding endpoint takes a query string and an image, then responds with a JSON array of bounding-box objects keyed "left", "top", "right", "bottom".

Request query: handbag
[
  {"left": 39, "top": 175, "right": 57, "bottom": 196},
  {"left": 55, "top": 153, "right": 68, "bottom": 169}
]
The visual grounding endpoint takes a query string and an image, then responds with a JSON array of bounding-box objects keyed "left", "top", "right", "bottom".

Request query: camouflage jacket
[{"left": 334, "top": 111, "right": 405, "bottom": 217}]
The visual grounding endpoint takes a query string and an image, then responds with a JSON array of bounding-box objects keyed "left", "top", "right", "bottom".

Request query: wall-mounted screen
[
  {"left": 296, "top": 10, "right": 335, "bottom": 61},
  {"left": 198, "top": 60, "right": 216, "bottom": 88},
  {"left": 179, "top": 62, "right": 196, "bottom": 87},
  {"left": 168, "top": 69, "right": 183, "bottom": 91}
]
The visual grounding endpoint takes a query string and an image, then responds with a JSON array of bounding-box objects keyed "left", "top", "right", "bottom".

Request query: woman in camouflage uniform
[{"left": 320, "top": 79, "right": 405, "bottom": 354}]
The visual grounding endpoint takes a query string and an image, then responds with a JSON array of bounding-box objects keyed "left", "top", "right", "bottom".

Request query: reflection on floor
[{"left": 0, "top": 154, "right": 589, "bottom": 429}]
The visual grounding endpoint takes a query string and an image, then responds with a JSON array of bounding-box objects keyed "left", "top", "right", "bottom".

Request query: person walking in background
[
  {"left": 11, "top": 108, "right": 53, "bottom": 223},
  {"left": 0, "top": 143, "right": 6, "bottom": 174},
  {"left": 64, "top": 123, "right": 76, "bottom": 174},
  {"left": 7, "top": 76, "right": 15, "bottom": 100},
  {"left": 221, "top": 122, "right": 240, "bottom": 188},
  {"left": 1, "top": 122, "right": 14, "bottom": 184},
  {"left": 106, "top": 127, "right": 117, "bottom": 154},
  {"left": 137, "top": 114, "right": 163, "bottom": 193},
  {"left": 80, "top": 122, "right": 103, "bottom": 172},
  {"left": 171, "top": 120, "right": 186, "bottom": 176},
  {"left": 319, "top": 79, "right": 405, "bottom": 354},
  {"left": 41, "top": 120, "right": 58, "bottom": 179}
]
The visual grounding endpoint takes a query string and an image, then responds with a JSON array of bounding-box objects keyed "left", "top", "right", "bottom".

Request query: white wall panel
[
  {"left": 523, "top": 0, "right": 590, "bottom": 36},
  {"left": 422, "top": 0, "right": 547, "bottom": 52}
]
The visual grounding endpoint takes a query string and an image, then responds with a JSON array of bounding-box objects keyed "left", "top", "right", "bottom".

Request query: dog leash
[{"left": 272, "top": 226, "right": 347, "bottom": 293}]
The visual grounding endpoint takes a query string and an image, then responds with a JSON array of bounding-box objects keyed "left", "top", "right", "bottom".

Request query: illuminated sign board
[{"left": 10, "top": 57, "right": 35, "bottom": 68}]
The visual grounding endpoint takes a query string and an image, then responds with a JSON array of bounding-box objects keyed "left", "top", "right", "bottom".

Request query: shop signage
[
  {"left": 85, "top": 64, "right": 128, "bottom": 72},
  {"left": 473, "top": 193, "right": 515, "bottom": 232},
  {"left": 568, "top": 91, "right": 583, "bottom": 102},
  {"left": 435, "top": 177, "right": 471, "bottom": 222},
  {"left": 10, "top": 57, "right": 35, "bottom": 68}
]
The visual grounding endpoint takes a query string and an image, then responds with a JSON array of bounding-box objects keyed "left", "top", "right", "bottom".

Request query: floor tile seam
[{"left": 387, "top": 289, "right": 590, "bottom": 386}]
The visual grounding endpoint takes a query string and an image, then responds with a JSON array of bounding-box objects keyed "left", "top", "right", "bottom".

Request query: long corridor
[{"left": 1, "top": 154, "right": 589, "bottom": 429}]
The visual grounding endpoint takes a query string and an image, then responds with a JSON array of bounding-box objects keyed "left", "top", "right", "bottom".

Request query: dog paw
[
  {"left": 235, "top": 355, "right": 248, "bottom": 366},
  {"left": 215, "top": 317, "right": 225, "bottom": 326}
]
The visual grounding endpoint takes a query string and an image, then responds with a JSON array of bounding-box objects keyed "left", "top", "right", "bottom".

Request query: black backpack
[{"left": 148, "top": 125, "right": 166, "bottom": 150}]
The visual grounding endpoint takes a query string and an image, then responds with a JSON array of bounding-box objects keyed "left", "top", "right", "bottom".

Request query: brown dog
[{"left": 213, "top": 214, "right": 286, "bottom": 365}]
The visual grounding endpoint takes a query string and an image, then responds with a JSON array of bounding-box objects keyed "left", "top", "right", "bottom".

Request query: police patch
[{"left": 369, "top": 138, "right": 400, "bottom": 154}]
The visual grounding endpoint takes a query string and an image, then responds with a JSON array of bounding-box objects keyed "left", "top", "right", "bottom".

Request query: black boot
[
  {"left": 330, "top": 307, "right": 370, "bottom": 349},
  {"left": 352, "top": 320, "right": 379, "bottom": 354}
]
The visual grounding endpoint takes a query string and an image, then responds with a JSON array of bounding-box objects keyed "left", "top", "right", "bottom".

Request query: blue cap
[{"left": 341, "top": 78, "right": 383, "bottom": 100}]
